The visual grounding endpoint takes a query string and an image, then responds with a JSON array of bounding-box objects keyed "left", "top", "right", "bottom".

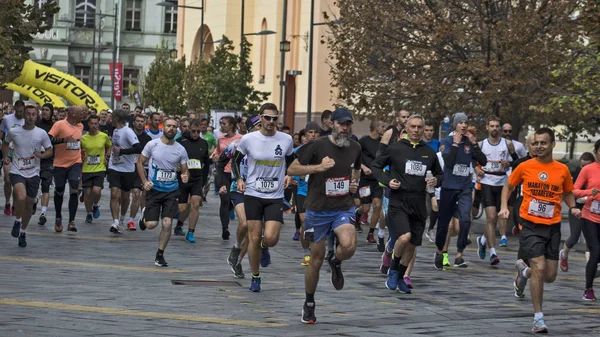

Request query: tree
[
  {"left": 327, "top": 0, "right": 593, "bottom": 140},
  {"left": 0, "top": 0, "right": 59, "bottom": 84},
  {"left": 142, "top": 44, "right": 187, "bottom": 116},
  {"left": 185, "top": 36, "right": 270, "bottom": 114}
]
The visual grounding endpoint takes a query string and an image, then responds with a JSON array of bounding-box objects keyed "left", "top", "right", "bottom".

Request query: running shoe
[
  {"left": 466, "top": 235, "right": 472, "bottom": 246},
  {"left": 354, "top": 209, "right": 363, "bottom": 233},
  {"left": 249, "top": 276, "right": 261, "bottom": 292},
  {"left": 222, "top": 228, "right": 230, "bottom": 240},
  {"left": 260, "top": 245, "right": 271, "bottom": 267},
  {"left": 293, "top": 232, "right": 300, "bottom": 241},
  {"left": 425, "top": 229, "right": 435, "bottom": 243},
  {"left": 583, "top": 288, "right": 596, "bottom": 301},
  {"left": 18, "top": 233, "right": 27, "bottom": 247},
  {"left": 229, "top": 209, "right": 235, "bottom": 220},
  {"left": 360, "top": 213, "right": 368, "bottom": 226},
  {"left": 32, "top": 197, "right": 38, "bottom": 215},
  {"left": 377, "top": 236, "right": 385, "bottom": 252},
  {"left": 403, "top": 275, "right": 413, "bottom": 289},
  {"left": 109, "top": 224, "right": 122, "bottom": 234},
  {"left": 67, "top": 221, "right": 77, "bottom": 232},
  {"left": 11, "top": 206, "right": 15, "bottom": 216},
  {"left": 232, "top": 263, "right": 244, "bottom": 279},
  {"left": 301, "top": 255, "right": 310, "bottom": 266},
  {"left": 380, "top": 250, "right": 392, "bottom": 274},
  {"left": 514, "top": 259, "right": 528, "bottom": 298},
  {"left": 499, "top": 237, "right": 507, "bottom": 247},
  {"left": 38, "top": 213, "right": 47, "bottom": 226},
  {"left": 185, "top": 231, "right": 195, "bottom": 243},
  {"left": 54, "top": 218, "right": 63, "bottom": 233},
  {"left": 228, "top": 246, "right": 241, "bottom": 268},
  {"left": 453, "top": 257, "right": 468, "bottom": 268},
  {"left": 434, "top": 252, "right": 443, "bottom": 270},
  {"left": 93, "top": 206, "right": 100, "bottom": 219},
  {"left": 442, "top": 253, "right": 450, "bottom": 268},
  {"left": 155, "top": 254, "right": 168, "bottom": 267},
  {"left": 174, "top": 225, "right": 185, "bottom": 236},
  {"left": 385, "top": 269, "right": 400, "bottom": 291},
  {"left": 355, "top": 223, "right": 363, "bottom": 233},
  {"left": 532, "top": 317, "right": 548, "bottom": 333},
  {"left": 327, "top": 254, "right": 344, "bottom": 290},
  {"left": 397, "top": 277, "right": 412, "bottom": 294},
  {"left": 559, "top": 249, "right": 568, "bottom": 272},
  {"left": 512, "top": 225, "right": 519, "bottom": 236},
  {"left": 490, "top": 254, "right": 500, "bottom": 266},
  {"left": 301, "top": 302, "right": 316, "bottom": 324},
  {"left": 477, "top": 236, "right": 486, "bottom": 260},
  {"left": 85, "top": 214, "right": 93, "bottom": 223},
  {"left": 366, "top": 232, "right": 376, "bottom": 243},
  {"left": 11, "top": 220, "right": 21, "bottom": 238},
  {"left": 4, "top": 203, "right": 10, "bottom": 215},
  {"left": 138, "top": 208, "right": 146, "bottom": 230},
  {"left": 127, "top": 221, "right": 136, "bottom": 231}
]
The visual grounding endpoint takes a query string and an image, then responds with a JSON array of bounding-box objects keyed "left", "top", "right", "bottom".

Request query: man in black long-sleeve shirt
[{"left": 372, "top": 115, "right": 443, "bottom": 293}]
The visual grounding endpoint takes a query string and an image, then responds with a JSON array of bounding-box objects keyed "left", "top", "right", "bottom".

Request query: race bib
[
  {"left": 527, "top": 199, "right": 555, "bottom": 219},
  {"left": 405, "top": 160, "right": 426, "bottom": 176},
  {"left": 111, "top": 154, "right": 123, "bottom": 165},
  {"left": 87, "top": 155, "right": 100, "bottom": 165},
  {"left": 66, "top": 141, "right": 80, "bottom": 150},
  {"left": 187, "top": 159, "right": 202, "bottom": 170},
  {"left": 18, "top": 157, "right": 35, "bottom": 170},
  {"left": 359, "top": 185, "right": 371, "bottom": 198},
  {"left": 156, "top": 169, "right": 176, "bottom": 182},
  {"left": 256, "top": 177, "right": 279, "bottom": 193},
  {"left": 325, "top": 177, "right": 349, "bottom": 197},
  {"left": 452, "top": 164, "right": 469, "bottom": 177},
  {"left": 591, "top": 200, "right": 600, "bottom": 214}
]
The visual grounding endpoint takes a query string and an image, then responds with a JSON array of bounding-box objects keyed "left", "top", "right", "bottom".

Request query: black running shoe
[
  {"left": 222, "top": 228, "right": 230, "bottom": 240},
  {"left": 434, "top": 253, "right": 443, "bottom": 270},
  {"left": 377, "top": 236, "right": 385, "bottom": 252},
  {"left": 228, "top": 246, "right": 241, "bottom": 268},
  {"left": 301, "top": 302, "right": 317, "bottom": 324},
  {"left": 18, "top": 233, "right": 27, "bottom": 247},
  {"left": 138, "top": 208, "right": 147, "bottom": 231},
  {"left": 327, "top": 254, "right": 344, "bottom": 290},
  {"left": 454, "top": 257, "right": 468, "bottom": 268},
  {"left": 38, "top": 213, "right": 47, "bottom": 226},
  {"left": 174, "top": 225, "right": 185, "bottom": 236},
  {"left": 32, "top": 198, "right": 37, "bottom": 215},
  {"left": 11, "top": 220, "right": 21, "bottom": 238},
  {"left": 155, "top": 254, "right": 168, "bottom": 267}
]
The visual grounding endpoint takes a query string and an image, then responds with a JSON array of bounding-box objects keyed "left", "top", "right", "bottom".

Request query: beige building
[{"left": 176, "top": 0, "right": 370, "bottom": 133}]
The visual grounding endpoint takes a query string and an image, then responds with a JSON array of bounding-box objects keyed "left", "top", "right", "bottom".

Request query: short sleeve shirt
[
  {"left": 109, "top": 126, "right": 139, "bottom": 172},
  {"left": 237, "top": 131, "right": 294, "bottom": 199},
  {"left": 5, "top": 126, "right": 52, "bottom": 178},
  {"left": 48, "top": 120, "right": 84, "bottom": 168},
  {"left": 142, "top": 139, "right": 189, "bottom": 193},
  {"left": 81, "top": 132, "right": 112, "bottom": 173},
  {"left": 509, "top": 159, "right": 573, "bottom": 225}
]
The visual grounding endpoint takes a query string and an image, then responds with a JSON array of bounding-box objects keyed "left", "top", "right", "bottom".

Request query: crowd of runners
[{"left": 1, "top": 100, "right": 599, "bottom": 333}]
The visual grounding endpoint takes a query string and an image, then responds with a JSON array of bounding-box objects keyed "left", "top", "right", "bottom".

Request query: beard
[
  {"left": 164, "top": 132, "right": 176, "bottom": 140},
  {"left": 332, "top": 131, "right": 351, "bottom": 147}
]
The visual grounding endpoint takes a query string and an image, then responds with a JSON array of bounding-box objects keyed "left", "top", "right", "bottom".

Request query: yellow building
[{"left": 176, "top": 0, "right": 344, "bottom": 132}]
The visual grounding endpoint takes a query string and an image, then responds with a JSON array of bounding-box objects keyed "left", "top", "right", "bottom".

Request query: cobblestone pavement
[{"left": 0, "top": 188, "right": 599, "bottom": 336}]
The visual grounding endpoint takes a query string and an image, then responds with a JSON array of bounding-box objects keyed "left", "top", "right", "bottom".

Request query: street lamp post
[
  {"left": 157, "top": 1, "right": 204, "bottom": 58},
  {"left": 279, "top": 0, "right": 288, "bottom": 120}
]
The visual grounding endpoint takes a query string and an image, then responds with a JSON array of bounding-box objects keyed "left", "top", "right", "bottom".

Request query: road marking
[
  {"left": 0, "top": 256, "right": 185, "bottom": 273},
  {"left": 571, "top": 308, "right": 600, "bottom": 314},
  {"left": 446, "top": 265, "right": 585, "bottom": 282},
  {"left": 26, "top": 232, "right": 135, "bottom": 241},
  {"left": 0, "top": 298, "right": 286, "bottom": 328}
]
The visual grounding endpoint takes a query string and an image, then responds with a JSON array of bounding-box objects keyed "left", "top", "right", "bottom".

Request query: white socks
[
  {"left": 490, "top": 248, "right": 497, "bottom": 256},
  {"left": 378, "top": 228, "right": 385, "bottom": 238},
  {"left": 41, "top": 206, "right": 47, "bottom": 214}
]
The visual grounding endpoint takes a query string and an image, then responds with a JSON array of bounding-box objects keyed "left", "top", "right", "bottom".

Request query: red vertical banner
[{"left": 109, "top": 62, "right": 123, "bottom": 101}]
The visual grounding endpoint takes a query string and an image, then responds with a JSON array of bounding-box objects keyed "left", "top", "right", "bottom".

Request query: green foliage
[
  {"left": 0, "top": 0, "right": 59, "bottom": 84},
  {"left": 142, "top": 43, "right": 187, "bottom": 116}
]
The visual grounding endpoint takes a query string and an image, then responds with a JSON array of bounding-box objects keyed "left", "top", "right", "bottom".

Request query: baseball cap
[{"left": 330, "top": 107, "right": 353, "bottom": 123}]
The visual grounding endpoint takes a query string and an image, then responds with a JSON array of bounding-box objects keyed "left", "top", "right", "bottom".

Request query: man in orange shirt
[
  {"left": 48, "top": 106, "right": 84, "bottom": 233},
  {"left": 499, "top": 127, "right": 581, "bottom": 334}
]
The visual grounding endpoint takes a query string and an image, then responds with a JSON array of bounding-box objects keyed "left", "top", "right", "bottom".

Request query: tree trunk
[{"left": 569, "top": 134, "right": 576, "bottom": 160}]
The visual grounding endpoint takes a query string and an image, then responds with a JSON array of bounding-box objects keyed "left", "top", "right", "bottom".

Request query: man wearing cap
[
  {"left": 434, "top": 112, "right": 487, "bottom": 270},
  {"left": 288, "top": 107, "right": 361, "bottom": 324}
]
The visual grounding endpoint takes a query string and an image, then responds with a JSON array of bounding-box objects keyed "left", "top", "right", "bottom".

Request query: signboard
[{"left": 108, "top": 62, "right": 123, "bottom": 101}]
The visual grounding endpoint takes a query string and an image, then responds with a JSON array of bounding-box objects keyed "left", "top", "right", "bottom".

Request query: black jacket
[{"left": 177, "top": 132, "right": 210, "bottom": 181}]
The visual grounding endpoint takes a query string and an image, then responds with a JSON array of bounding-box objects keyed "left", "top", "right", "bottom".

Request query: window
[
  {"left": 75, "top": 0, "right": 96, "bottom": 28},
  {"left": 74, "top": 66, "right": 91, "bottom": 86},
  {"left": 125, "top": 0, "right": 143, "bottom": 31},
  {"left": 36, "top": 0, "right": 56, "bottom": 26},
  {"left": 123, "top": 68, "right": 140, "bottom": 97},
  {"left": 164, "top": 6, "right": 177, "bottom": 33}
]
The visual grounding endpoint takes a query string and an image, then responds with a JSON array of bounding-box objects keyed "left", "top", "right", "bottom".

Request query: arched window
[{"left": 259, "top": 18, "right": 267, "bottom": 83}]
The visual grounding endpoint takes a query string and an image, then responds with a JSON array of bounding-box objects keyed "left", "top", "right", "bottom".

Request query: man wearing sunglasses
[
  {"left": 502, "top": 123, "right": 527, "bottom": 158},
  {"left": 231, "top": 103, "right": 294, "bottom": 293},
  {"left": 0, "top": 100, "right": 26, "bottom": 217}
]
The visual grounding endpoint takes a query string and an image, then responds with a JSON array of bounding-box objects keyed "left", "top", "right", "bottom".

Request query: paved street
[{"left": 0, "top": 187, "right": 599, "bottom": 336}]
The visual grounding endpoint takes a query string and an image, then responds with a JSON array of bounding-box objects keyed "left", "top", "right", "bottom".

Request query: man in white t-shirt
[
  {"left": 232, "top": 103, "right": 294, "bottom": 292},
  {"left": 1, "top": 105, "right": 52, "bottom": 247},
  {"left": 108, "top": 109, "right": 142, "bottom": 233},
  {"left": 0, "top": 100, "right": 25, "bottom": 216}
]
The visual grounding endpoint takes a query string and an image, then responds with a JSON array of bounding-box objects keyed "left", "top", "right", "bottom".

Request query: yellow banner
[
  {"left": 13, "top": 60, "right": 109, "bottom": 111},
  {"left": 4, "top": 83, "right": 66, "bottom": 108}
]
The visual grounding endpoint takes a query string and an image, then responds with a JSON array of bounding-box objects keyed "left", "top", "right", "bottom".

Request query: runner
[
  {"left": 424, "top": 120, "right": 441, "bottom": 242},
  {"left": 231, "top": 103, "right": 294, "bottom": 292},
  {"left": 434, "top": 112, "right": 487, "bottom": 269},
  {"left": 476, "top": 116, "right": 517, "bottom": 264},
  {"left": 499, "top": 127, "right": 580, "bottom": 333},
  {"left": 174, "top": 118, "right": 210, "bottom": 242},
  {"left": 129, "top": 114, "right": 153, "bottom": 231},
  {"left": 137, "top": 118, "right": 189, "bottom": 267},
  {"left": 145, "top": 112, "right": 163, "bottom": 140},
  {"left": 48, "top": 106, "right": 84, "bottom": 232},
  {"left": 35, "top": 103, "right": 54, "bottom": 224},
  {"left": 0, "top": 100, "right": 25, "bottom": 216},
  {"left": 372, "top": 115, "right": 443, "bottom": 293},
  {"left": 98, "top": 109, "right": 114, "bottom": 137},
  {"left": 80, "top": 115, "right": 112, "bottom": 223},
  {"left": 107, "top": 109, "right": 142, "bottom": 233},
  {"left": 288, "top": 107, "right": 360, "bottom": 324},
  {"left": 502, "top": 123, "right": 527, "bottom": 158},
  {"left": 2, "top": 105, "right": 52, "bottom": 247}
]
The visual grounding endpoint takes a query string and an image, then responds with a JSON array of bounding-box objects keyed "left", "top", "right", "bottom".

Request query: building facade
[{"left": 8, "top": 0, "right": 177, "bottom": 109}]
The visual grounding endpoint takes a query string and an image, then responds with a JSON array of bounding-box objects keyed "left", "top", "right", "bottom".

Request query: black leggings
[
  {"left": 582, "top": 218, "right": 600, "bottom": 289},
  {"left": 219, "top": 175, "right": 233, "bottom": 229},
  {"left": 565, "top": 203, "right": 585, "bottom": 249}
]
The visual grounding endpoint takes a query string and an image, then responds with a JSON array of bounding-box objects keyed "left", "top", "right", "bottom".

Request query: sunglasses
[
  {"left": 262, "top": 115, "right": 279, "bottom": 122},
  {"left": 503, "top": 130, "right": 512, "bottom": 133}
]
